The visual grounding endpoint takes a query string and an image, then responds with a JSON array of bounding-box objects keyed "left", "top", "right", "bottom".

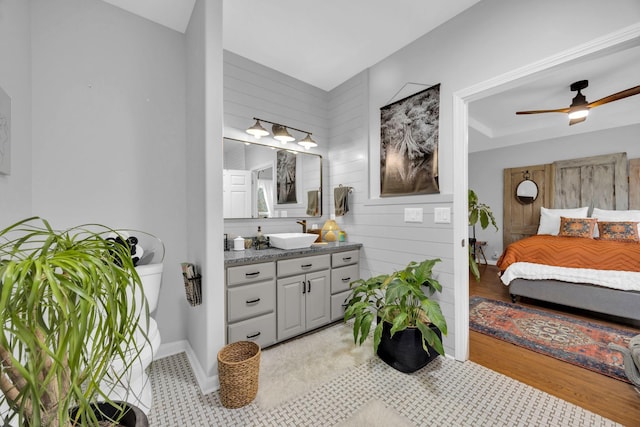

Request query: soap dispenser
[{"left": 255, "top": 226, "right": 267, "bottom": 249}]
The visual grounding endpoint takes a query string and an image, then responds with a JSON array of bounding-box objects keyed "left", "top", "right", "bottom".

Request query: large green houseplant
[
  {"left": 0, "top": 217, "right": 149, "bottom": 426},
  {"left": 344, "top": 258, "right": 447, "bottom": 373},
  {"left": 468, "top": 189, "right": 498, "bottom": 280}
]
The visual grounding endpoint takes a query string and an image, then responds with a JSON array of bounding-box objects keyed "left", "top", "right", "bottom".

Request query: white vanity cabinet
[
  {"left": 330, "top": 249, "right": 361, "bottom": 321},
  {"left": 276, "top": 254, "right": 331, "bottom": 341},
  {"left": 226, "top": 262, "right": 277, "bottom": 349}
]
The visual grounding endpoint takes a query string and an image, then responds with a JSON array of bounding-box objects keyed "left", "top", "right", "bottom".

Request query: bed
[
  {"left": 497, "top": 234, "right": 640, "bottom": 322},
  {"left": 498, "top": 153, "right": 640, "bottom": 322}
]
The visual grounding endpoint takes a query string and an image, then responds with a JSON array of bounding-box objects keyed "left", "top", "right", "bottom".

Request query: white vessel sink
[{"left": 267, "top": 233, "right": 318, "bottom": 250}]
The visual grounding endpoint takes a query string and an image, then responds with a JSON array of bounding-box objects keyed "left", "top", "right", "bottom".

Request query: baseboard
[{"left": 154, "top": 341, "right": 220, "bottom": 395}]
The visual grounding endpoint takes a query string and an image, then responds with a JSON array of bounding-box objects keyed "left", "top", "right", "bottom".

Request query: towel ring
[{"left": 338, "top": 184, "right": 354, "bottom": 194}]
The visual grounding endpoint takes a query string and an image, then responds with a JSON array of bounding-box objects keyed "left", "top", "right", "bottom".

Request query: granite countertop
[{"left": 224, "top": 242, "right": 362, "bottom": 266}]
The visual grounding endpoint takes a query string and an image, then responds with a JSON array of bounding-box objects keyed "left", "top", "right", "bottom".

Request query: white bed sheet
[{"left": 500, "top": 262, "right": 640, "bottom": 292}]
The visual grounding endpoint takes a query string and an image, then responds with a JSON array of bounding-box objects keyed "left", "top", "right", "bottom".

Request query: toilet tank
[{"left": 135, "top": 263, "right": 163, "bottom": 314}]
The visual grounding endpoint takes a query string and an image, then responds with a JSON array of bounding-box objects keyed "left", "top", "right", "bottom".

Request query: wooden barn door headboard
[
  {"left": 503, "top": 164, "right": 553, "bottom": 249},
  {"left": 503, "top": 153, "right": 633, "bottom": 249},
  {"left": 552, "top": 152, "right": 628, "bottom": 212}
]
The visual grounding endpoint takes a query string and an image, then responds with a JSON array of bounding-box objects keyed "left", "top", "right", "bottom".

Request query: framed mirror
[
  {"left": 223, "top": 137, "right": 322, "bottom": 219},
  {"left": 516, "top": 179, "right": 538, "bottom": 205}
]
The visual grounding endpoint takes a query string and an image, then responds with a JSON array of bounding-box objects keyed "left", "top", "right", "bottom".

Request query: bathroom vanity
[{"left": 224, "top": 243, "right": 361, "bottom": 349}]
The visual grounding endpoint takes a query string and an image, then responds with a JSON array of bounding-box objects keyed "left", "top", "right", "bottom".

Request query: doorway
[{"left": 452, "top": 23, "right": 640, "bottom": 361}]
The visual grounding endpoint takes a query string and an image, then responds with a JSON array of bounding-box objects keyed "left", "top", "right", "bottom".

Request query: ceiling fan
[{"left": 516, "top": 80, "right": 640, "bottom": 126}]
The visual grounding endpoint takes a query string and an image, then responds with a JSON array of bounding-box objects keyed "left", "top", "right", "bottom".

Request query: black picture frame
[{"left": 380, "top": 84, "right": 440, "bottom": 196}]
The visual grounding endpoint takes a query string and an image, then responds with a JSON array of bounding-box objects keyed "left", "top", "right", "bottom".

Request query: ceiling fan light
[
  {"left": 568, "top": 108, "right": 589, "bottom": 120},
  {"left": 298, "top": 133, "right": 317, "bottom": 149},
  {"left": 272, "top": 124, "right": 295, "bottom": 144},
  {"left": 246, "top": 119, "right": 269, "bottom": 138}
]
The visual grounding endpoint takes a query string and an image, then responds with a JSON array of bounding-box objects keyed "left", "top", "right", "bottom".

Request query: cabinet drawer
[
  {"left": 228, "top": 262, "right": 275, "bottom": 286},
  {"left": 277, "top": 254, "right": 330, "bottom": 277},
  {"left": 331, "top": 291, "right": 351, "bottom": 322},
  {"left": 331, "top": 250, "right": 360, "bottom": 268},
  {"left": 228, "top": 312, "right": 276, "bottom": 349},
  {"left": 227, "top": 280, "right": 276, "bottom": 323},
  {"left": 331, "top": 264, "right": 359, "bottom": 294}
]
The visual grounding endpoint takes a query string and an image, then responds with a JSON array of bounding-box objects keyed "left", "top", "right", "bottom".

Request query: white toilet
[{"left": 103, "top": 234, "right": 164, "bottom": 415}]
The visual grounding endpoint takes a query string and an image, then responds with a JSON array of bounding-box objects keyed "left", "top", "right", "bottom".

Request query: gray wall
[
  {"left": 184, "top": 0, "right": 225, "bottom": 388},
  {"left": 469, "top": 123, "right": 640, "bottom": 264},
  {"left": 0, "top": 0, "right": 32, "bottom": 225},
  {"left": 29, "top": 0, "right": 189, "bottom": 346}
]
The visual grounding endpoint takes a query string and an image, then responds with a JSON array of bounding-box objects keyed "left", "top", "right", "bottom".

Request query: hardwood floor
[{"left": 469, "top": 265, "right": 640, "bottom": 426}]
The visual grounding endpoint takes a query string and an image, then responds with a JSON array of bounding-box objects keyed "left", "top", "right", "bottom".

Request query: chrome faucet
[{"left": 296, "top": 220, "right": 307, "bottom": 233}]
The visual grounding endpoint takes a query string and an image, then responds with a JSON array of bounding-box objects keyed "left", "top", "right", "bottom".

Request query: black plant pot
[
  {"left": 70, "top": 401, "right": 148, "bottom": 427},
  {"left": 376, "top": 321, "right": 442, "bottom": 373}
]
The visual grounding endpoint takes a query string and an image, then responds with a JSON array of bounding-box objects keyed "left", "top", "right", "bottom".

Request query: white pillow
[
  {"left": 537, "top": 206, "right": 589, "bottom": 235},
  {"left": 591, "top": 208, "right": 640, "bottom": 222},
  {"left": 591, "top": 208, "right": 640, "bottom": 236}
]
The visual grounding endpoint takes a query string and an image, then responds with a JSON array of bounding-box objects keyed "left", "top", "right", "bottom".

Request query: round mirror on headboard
[{"left": 516, "top": 179, "right": 538, "bottom": 205}]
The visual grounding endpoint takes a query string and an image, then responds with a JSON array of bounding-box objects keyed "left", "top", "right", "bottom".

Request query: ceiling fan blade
[
  {"left": 587, "top": 84, "right": 640, "bottom": 109},
  {"left": 569, "top": 116, "right": 587, "bottom": 126},
  {"left": 516, "top": 107, "right": 570, "bottom": 115}
]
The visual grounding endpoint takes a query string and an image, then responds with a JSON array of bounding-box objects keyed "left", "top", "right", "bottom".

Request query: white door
[{"left": 223, "top": 169, "right": 252, "bottom": 218}]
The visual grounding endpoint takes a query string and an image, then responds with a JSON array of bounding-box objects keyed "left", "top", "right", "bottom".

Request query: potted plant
[
  {"left": 468, "top": 189, "right": 498, "bottom": 280},
  {"left": 0, "top": 217, "right": 149, "bottom": 427},
  {"left": 344, "top": 258, "right": 447, "bottom": 373}
]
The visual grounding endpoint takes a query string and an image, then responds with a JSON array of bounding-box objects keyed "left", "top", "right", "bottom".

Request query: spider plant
[
  {"left": 0, "top": 217, "right": 148, "bottom": 426},
  {"left": 344, "top": 258, "right": 447, "bottom": 356}
]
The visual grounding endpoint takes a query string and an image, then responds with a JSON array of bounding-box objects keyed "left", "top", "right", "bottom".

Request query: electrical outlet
[{"left": 492, "top": 251, "right": 500, "bottom": 259}]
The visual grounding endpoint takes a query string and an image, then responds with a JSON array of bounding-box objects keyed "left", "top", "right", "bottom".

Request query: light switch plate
[
  {"left": 404, "top": 208, "right": 423, "bottom": 223},
  {"left": 434, "top": 207, "right": 451, "bottom": 224}
]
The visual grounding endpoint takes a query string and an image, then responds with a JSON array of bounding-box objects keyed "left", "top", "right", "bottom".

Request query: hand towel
[
  {"left": 334, "top": 186, "right": 350, "bottom": 217},
  {"left": 306, "top": 190, "right": 319, "bottom": 216}
]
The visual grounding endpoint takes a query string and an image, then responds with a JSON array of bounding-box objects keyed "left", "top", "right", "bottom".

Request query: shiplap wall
[
  {"left": 222, "top": 55, "right": 456, "bottom": 354},
  {"left": 223, "top": 51, "right": 330, "bottom": 239},
  {"left": 328, "top": 71, "right": 455, "bottom": 355}
]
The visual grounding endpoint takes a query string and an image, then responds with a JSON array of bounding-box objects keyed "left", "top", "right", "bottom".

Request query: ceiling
[
  {"left": 100, "top": 0, "right": 481, "bottom": 91},
  {"left": 99, "top": 1, "right": 640, "bottom": 151},
  {"left": 469, "top": 43, "right": 640, "bottom": 152}
]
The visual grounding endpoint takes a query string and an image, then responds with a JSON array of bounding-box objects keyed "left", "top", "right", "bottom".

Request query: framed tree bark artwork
[
  {"left": 277, "top": 149, "right": 297, "bottom": 204},
  {"left": 380, "top": 83, "right": 440, "bottom": 196}
]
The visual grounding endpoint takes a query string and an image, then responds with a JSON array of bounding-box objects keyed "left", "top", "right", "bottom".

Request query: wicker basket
[{"left": 217, "top": 341, "right": 261, "bottom": 408}]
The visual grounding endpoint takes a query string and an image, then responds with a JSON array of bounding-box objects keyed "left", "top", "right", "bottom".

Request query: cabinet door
[
  {"left": 305, "top": 269, "right": 331, "bottom": 331},
  {"left": 277, "top": 274, "right": 306, "bottom": 341}
]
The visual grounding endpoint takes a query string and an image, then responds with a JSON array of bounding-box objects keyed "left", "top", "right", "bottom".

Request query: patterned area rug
[{"left": 469, "top": 296, "right": 638, "bottom": 382}]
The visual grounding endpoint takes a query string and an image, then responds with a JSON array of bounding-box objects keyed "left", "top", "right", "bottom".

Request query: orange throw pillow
[
  {"left": 597, "top": 221, "right": 640, "bottom": 242},
  {"left": 558, "top": 217, "right": 597, "bottom": 238}
]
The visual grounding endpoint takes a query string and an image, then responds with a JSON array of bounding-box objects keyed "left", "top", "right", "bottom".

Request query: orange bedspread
[{"left": 497, "top": 235, "right": 640, "bottom": 273}]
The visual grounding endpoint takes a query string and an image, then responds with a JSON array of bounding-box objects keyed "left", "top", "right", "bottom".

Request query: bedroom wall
[
  {"left": 0, "top": 0, "right": 32, "bottom": 226},
  {"left": 469, "top": 123, "right": 640, "bottom": 262},
  {"left": 30, "top": 0, "right": 189, "bottom": 346}
]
